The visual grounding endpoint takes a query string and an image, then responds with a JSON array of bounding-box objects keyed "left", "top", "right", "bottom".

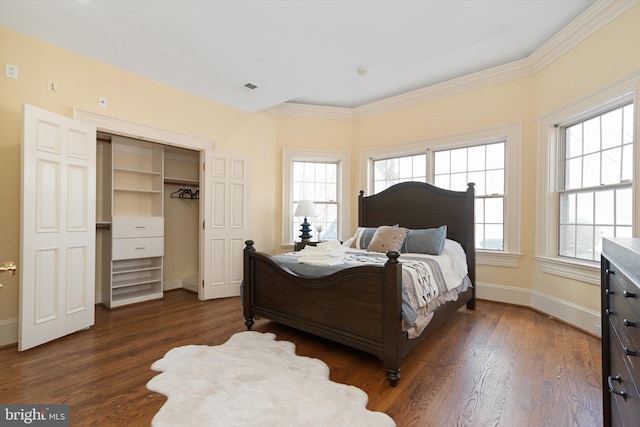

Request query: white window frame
[
  {"left": 535, "top": 70, "right": 640, "bottom": 284},
  {"left": 282, "top": 148, "right": 350, "bottom": 248},
  {"left": 360, "top": 122, "right": 522, "bottom": 267}
]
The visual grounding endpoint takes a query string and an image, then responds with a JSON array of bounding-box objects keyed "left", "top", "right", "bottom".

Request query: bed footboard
[{"left": 243, "top": 240, "right": 403, "bottom": 383}]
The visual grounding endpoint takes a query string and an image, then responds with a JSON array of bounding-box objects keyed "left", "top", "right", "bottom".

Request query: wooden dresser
[{"left": 601, "top": 238, "right": 640, "bottom": 426}]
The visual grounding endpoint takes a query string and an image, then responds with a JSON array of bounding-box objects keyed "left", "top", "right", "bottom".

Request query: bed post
[
  {"left": 465, "top": 183, "right": 476, "bottom": 310},
  {"left": 243, "top": 240, "right": 256, "bottom": 330},
  {"left": 383, "top": 250, "right": 403, "bottom": 386}
]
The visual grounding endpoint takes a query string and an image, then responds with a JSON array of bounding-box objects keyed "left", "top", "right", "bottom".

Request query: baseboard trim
[
  {"left": 163, "top": 280, "right": 183, "bottom": 292},
  {"left": 476, "top": 282, "right": 601, "bottom": 337}
]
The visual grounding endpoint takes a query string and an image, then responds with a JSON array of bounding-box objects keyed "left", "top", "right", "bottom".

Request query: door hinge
[
  {"left": 202, "top": 162, "right": 205, "bottom": 172},
  {"left": 202, "top": 280, "right": 204, "bottom": 289},
  {"left": 202, "top": 219, "right": 205, "bottom": 229}
]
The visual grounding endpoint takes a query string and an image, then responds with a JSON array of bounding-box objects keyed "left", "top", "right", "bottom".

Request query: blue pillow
[
  {"left": 400, "top": 226, "right": 447, "bottom": 255},
  {"left": 350, "top": 227, "right": 377, "bottom": 249}
]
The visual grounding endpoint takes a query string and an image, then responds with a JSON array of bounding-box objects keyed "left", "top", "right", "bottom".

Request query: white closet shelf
[
  {"left": 113, "top": 188, "right": 162, "bottom": 194},
  {"left": 112, "top": 264, "right": 162, "bottom": 275},
  {"left": 113, "top": 167, "right": 162, "bottom": 176},
  {"left": 164, "top": 177, "right": 199, "bottom": 186},
  {"left": 112, "top": 278, "right": 161, "bottom": 289}
]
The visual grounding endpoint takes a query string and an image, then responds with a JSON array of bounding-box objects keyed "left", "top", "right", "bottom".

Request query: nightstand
[{"left": 294, "top": 241, "right": 317, "bottom": 251}]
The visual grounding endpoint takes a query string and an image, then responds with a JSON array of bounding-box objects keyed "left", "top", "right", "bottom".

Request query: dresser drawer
[
  {"left": 607, "top": 261, "right": 640, "bottom": 318},
  {"left": 113, "top": 237, "right": 164, "bottom": 260},
  {"left": 112, "top": 216, "right": 164, "bottom": 239},
  {"left": 608, "top": 326, "right": 640, "bottom": 424}
]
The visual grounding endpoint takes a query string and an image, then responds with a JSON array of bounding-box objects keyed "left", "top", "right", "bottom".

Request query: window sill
[
  {"left": 477, "top": 251, "right": 522, "bottom": 267},
  {"left": 533, "top": 256, "right": 599, "bottom": 285}
]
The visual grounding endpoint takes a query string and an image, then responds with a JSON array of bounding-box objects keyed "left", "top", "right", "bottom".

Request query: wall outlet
[
  {"left": 5, "top": 64, "right": 18, "bottom": 79},
  {"left": 48, "top": 79, "right": 58, "bottom": 92},
  {"left": 98, "top": 96, "right": 108, "bottom": 108}
]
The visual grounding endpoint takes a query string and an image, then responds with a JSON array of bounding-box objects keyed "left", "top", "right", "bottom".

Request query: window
[
  {"left": 283, "top": 149, "right": 350, "bottom": 246},
  {"left": 373, "top": 153, "right": 426, "bottom": 193},
  {"left": 536, "top": 72, "right": 638, "bottom": 284},
  {"left": 434, "top": 142, "right": 505, "bottom": 250},
  {"left": 361, "top": 123, "right": 521, "bottom": 266},
  {"left": 558, "top": 103, "right": 634, "bottom": 261},
  {"left": 291, "top": 161, "right": 338, "bottom": 241}
]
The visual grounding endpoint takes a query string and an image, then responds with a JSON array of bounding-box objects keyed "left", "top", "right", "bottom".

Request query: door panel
[
  {"left": 200, "top": 152, "right": 248, "bottom": 300},
  {"left": 20, "top": 104, "right": 96, "bottom": 350}
]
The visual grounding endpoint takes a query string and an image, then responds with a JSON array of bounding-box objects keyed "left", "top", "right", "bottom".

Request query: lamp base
[{"left": 298, "top": 217, "right": 312, "bottom": 242}]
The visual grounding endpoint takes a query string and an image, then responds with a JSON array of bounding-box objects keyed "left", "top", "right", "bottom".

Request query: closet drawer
[
  {"left": 113, "top": 237, "right": 164, "bottom": 260},
  {"left": 112, "top": 216, "right": 164, "bottom": 239}
]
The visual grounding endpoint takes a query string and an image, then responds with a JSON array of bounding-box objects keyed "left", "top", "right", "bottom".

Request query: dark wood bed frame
[{"left": 243, "top": 182, "right": 476, "bottom": 386}]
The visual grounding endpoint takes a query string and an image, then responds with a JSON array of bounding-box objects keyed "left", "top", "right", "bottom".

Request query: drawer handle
[
  {"left": 624, "top": 346, "right": 639, "bottom": 357},
  {"left": 606, "top": 268, "right": 615, "bottom": 276},
  {"left": 605, "top": 288, "right": 614, "bottom": 295},
  {"left": 135, "top": 247, "right": 146, "bottom": 250},
  {"left": 623, "top": 290, "right": 637, "bottom": 298},
  {"left": 606, "top": 308, "right": 614, "bottom": 316},
  {"left": 607, "top": 375, "right": 627, "bottom": 401},
  {"left": 135, "top": 226, "right": 147, "bottom": 229},
  {"left": 623, "top": 319, "right": 637, "bottom": 327}
]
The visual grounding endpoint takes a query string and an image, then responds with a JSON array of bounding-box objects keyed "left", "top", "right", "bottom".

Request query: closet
[{"left": 96, "top": 135, "right": 200, "bottom": 308}]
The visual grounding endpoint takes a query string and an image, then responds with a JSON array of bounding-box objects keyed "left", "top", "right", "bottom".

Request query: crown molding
[
  {"left": 273, "top": 0, "right": 638, "bottom": 120},
  {"left": 528, "top": 0, "right": 639, "bottom": 73},
  {"left": 267, "top": 102, "right": 353, "bottom": 120}
]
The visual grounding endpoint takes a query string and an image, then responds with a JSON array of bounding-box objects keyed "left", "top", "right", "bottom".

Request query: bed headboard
[{"left": 358, "top": 181, "right": 475, "bottom": 284}]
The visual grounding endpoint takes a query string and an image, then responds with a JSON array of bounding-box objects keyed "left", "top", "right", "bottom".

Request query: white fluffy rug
[{"left": 147, "top": 331, "right": 395, "bottom": 427}]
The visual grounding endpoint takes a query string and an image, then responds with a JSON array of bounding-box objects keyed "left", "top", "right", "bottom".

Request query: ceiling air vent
[{"left": 243, "top": 82, "right": 258, "bottom": 90}]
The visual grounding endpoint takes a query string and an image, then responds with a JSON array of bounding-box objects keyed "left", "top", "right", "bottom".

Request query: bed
[{"left": 243, "top": 181, "right": 476, "bottom": 386}]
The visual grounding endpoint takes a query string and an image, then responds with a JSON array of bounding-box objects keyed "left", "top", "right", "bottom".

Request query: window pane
[
  {"left": 601, "top": 108, "right": 622, "bottom": 149},
  {"left": 485, "top": 197, "right": 503, "bottom": 223},
  {"left": 583, "top": 116, "right": 600, "bottom": 154},
  {"left": 486, "top": 142, "right": 505, "bottom": 169},
  {"left": 483, "top": 224, "right": 503, "bottom": 250},
  {"left": 576, "top": 225, "right": 594, "bottom": 260},
  {"left": 601, "top": 147, "right": 621, "bottom": 185},
  {"left": 566, "top": 124, "right": 582, "bottom": 158},
  {"left": 468, "top": 171, "right": 485, "bottom": 196},
  {"left": 594, "top": 190, "right": 614, "bottom": 225},
  {"left": 582, "top": 153, "right": 600, "bottom": 187},
  {"left": 622, "top": 144, "right": 633, "bottom": 181},
  {"left": 576, "top": 192, "right": 593, "bottom": 224},
  {"left": 623, "top": 104, "right": 634, "bottom": 143},
  {"left": 616, "top": 187, "right": 632, "bottom": 225},
  {"left": 399, "top": 156, "right": 413, "bottom": 179},
  {"left": 486, "top": 170, "right": 504, "bottom": 195},
  {"left": 434, "top": 151, "right": 450, "bottom": 174},
  {"left": 475, "top": 198, "right": 485, "bottom": 223},
  {"left": 434, "top": 174, "right": 449, "bottom": 189},
  {"left": 617, "top": 226, "right": 632, "bottom": 238},
  {"left": 450, "top": 148, "right": 467, "bottom": 173},
  {"left": 413, "top": 156, "right": 426, "bottom": 178},
  {"left": 468, "top": 145, "right": 485, "bottom": 171},
  {"left": 565, "top": 157, "right": 582, "bottom": 190},
  {"left": 560, "top": 193, "right": 576, "bottom": 224},
  {"left": 450, "top": 172, "right": 467, "bottom": 191},
  {"left": 559, "top": 224, "right": 576, "bottom": 257}
]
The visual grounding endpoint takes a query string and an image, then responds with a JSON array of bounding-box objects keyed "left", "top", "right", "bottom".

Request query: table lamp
[{"left": 294, "top": 200, "right": 317, "bottom": 243}]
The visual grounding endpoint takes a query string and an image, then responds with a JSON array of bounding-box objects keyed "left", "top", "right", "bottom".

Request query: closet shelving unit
[{"left": 106, "top": 137, "right": 165, "bottom": 308}]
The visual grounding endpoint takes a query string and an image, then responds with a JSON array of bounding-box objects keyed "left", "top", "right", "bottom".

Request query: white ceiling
[{"left": 0, "top": 0, "right": 597, "bottom": 113}]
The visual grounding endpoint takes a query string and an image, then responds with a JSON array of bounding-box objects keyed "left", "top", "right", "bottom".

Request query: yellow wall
[{"left": 1, "top": 4, "right": 640, "bottom": 339}]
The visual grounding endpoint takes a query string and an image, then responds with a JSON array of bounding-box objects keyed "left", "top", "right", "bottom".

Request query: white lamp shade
[{"left": 294, "top": 200, "right": 317, "bottom": 217}]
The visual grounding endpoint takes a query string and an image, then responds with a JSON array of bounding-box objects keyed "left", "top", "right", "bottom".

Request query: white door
[
  {"left": 200, "top": 151, "right": 248, "bottom": 300},
  {"left": 20, "top": 104, "right": 96, "bottom": 350}
]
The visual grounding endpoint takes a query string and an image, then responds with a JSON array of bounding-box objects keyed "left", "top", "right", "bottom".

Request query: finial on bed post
[
  {"left": 386, "top": 250, "right": 400, "bottom": 263},
  {"left": 245, "top": 240, "right": 255, "bottom": 252}
]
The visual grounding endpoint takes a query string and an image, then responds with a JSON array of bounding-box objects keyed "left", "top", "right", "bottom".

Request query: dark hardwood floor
[{"left": 0, "top": 290, "right": 602, "bottom": 426}]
